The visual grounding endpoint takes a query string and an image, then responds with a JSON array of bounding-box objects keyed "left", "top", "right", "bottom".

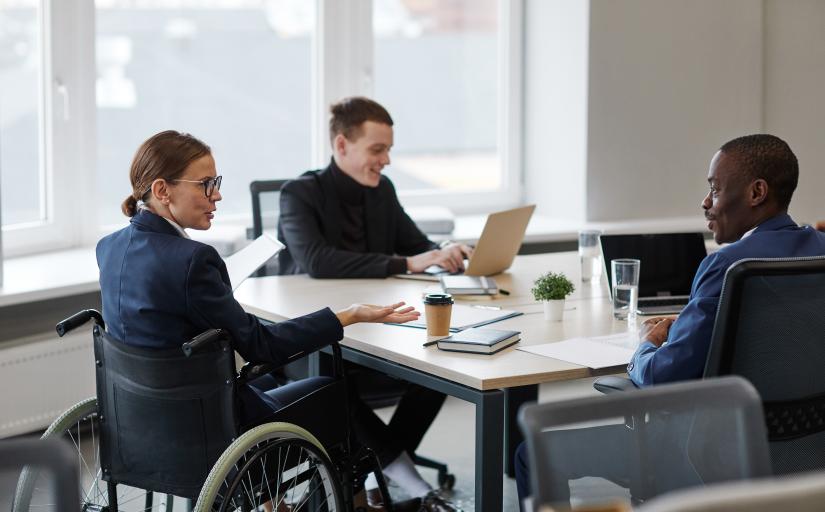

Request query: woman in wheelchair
[{"left": 14, "top": 131, "right": 459, "bottom": 512}]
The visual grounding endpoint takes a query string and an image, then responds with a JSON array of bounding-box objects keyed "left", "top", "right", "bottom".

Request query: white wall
[
  {"left": 586, "top": 0, "right": 763, "bottom": 221},
  {"left": 763, "top": 0, "right": 825, "bottom": 225},
  {"left": 523, "top": 0, "right": 590, "bottom": 222},
  {"left": 525, "top": 0, "right": 825, "bottom": 225}
]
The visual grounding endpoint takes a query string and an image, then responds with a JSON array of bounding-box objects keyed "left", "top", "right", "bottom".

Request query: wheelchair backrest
[{"left": 93, "top": 325, "right": 237, "bottom": 498}]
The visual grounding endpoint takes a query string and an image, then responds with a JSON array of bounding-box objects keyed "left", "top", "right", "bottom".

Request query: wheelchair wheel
[
  {"left": 196, "top": 422, "right": 344, "bottom": 512},
  {"left": 12, "top": 397, "right": 170, "bottom": 512}
]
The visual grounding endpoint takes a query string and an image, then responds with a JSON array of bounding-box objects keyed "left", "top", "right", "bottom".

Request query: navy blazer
[
  {"left": 96, "top": 210, "right": 343, "bottom": 365},
  {"left": 277, "top": 161, "right": 437, "bottom": 278},
  {"left": 629, "top": 213, "right": 825, "bottom": 386}
]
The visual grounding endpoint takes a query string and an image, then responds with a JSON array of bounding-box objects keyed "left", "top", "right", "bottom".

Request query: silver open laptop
[
  {"left": 399, "top": 205, "right": 536, "bottom": 280},
  {"left": 600, "top": 232, "right": 708, "bottom": 315}
]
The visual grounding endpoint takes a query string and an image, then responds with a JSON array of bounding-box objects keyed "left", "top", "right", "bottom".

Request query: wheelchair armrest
[
  {"left": 182, "top": 329, "right": 230, "bottom": 357},
  {"left": 237, "top": 342, "right": 346, "bottom": 383},
  {"left": 56, "top": 309, "right": 105, "bottom": 337},
  {"left": 593, "top": 376, "right": 638, "bottom": 394},
  {"left": 237, "top": 362, "right": 277, "bottom": 384}
]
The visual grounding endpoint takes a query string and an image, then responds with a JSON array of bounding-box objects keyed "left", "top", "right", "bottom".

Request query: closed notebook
[
  {"left": 440, "top": 275, "right": 499, "bottom": 295},
  {"left": 437, "top": 327, "right": 520, "bottom": 354}
]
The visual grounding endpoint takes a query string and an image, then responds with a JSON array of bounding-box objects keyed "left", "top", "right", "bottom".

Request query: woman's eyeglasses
[{"left": 172, "top": 175, "right": 222, "bottom": 198}]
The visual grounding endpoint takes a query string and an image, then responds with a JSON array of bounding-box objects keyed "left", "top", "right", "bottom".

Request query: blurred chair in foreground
[
  {"left": 519, "top": 376, "right": 771, "bottom": 511},
  {"left": 2, "top": 438, "right": 79, "bottom": 512}
]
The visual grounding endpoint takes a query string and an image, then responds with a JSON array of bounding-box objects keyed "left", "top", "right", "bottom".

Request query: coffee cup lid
[{"left": 423, "top": 293, "right": 454, "bottom": 305}]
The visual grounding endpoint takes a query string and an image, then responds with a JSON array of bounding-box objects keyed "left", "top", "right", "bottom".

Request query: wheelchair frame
[{"left": 13, "top": 309, "right": 395, "bottom": 512}]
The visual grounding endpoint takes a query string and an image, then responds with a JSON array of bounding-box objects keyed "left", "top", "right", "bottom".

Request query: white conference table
[{"left": 234, "top": 252, "right": 636, "bottom": 511}]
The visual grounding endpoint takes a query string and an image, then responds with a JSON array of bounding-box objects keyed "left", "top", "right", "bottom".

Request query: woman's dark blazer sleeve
[{"left": 185, "top": 244, "right": 343, "bottom": 364}]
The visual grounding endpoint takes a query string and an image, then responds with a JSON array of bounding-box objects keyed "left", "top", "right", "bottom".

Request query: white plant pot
[{"left": 543, "top": 299, "right": 565, "bottom": 322}]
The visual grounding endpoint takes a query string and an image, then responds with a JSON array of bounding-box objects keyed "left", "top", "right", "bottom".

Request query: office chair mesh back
[
  {"left": 705, "top": 256, "right": 825, "bottom": 475},
  {"left": 94, "top": 326, "right": 237, "bottom": 498},
  {"left": 519, "top": 377, "right": 771, "bottom": 510}
]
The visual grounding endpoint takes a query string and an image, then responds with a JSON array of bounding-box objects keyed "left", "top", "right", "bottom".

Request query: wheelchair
[{"left": 13, "top": 309, "right": 395, "bottom": 511}]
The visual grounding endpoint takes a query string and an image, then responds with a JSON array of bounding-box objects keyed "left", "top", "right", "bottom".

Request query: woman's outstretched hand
[{"left": 336, "top": 301, "right": 420, "bottom": 327}]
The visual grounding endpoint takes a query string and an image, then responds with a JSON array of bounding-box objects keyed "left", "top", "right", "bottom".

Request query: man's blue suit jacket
[
  {"left": 96, "top": 209, "right": 343, "bottom": 364},
  {"left": 629, "top": 213, "right": 825, "bottom": 387}
]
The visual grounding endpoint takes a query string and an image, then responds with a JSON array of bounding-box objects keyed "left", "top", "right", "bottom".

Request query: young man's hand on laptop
[
  {"left": 639, "top": 316, "right": 677, "bottom": 347},
  {"left": 407, "top": 243, "right": 473, "bottom": 273}
]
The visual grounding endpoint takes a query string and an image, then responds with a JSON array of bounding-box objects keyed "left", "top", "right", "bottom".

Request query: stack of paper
[{"left": 517, "top": 332, "right": 638, "bottom": 369}]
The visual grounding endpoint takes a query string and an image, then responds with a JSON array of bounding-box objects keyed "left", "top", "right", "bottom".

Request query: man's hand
[
  {"left": 639, "top": 316, "right": 676, "bottom": 347},
  {"left": 336, "top": 301, "right": 420, "bottom": 327},
  {"left": 406, "top": 243, "right": 474, "bottom": 273}
]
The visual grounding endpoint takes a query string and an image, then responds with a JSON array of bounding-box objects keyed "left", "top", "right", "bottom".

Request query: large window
[
  {"left": 373, "top": 0, "right": 502, "bottom": 196},
  {"left": 1, "top": 0, "right": 521, "bottom": 257},
  {"left": 95, "top": 0, "right": 315, "bottom": 226},
  {"left": 0, "top": 0, "right": 44, "bottom": 227}
]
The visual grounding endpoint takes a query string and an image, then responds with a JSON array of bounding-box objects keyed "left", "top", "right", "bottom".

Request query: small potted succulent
[{"left": 532, "top": 271, "right": 575, "bottom": 321}]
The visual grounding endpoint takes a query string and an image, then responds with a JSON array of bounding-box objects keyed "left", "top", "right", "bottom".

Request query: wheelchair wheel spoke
[
  {"left": 291, "top": 467, "right": 324, "bottom": 512},
  {"left": 244, "top": 467, "right": 259, "bottom": 509},
  {"left": 68, "top": 428, "right": 97, "bottom": 489},
  {"left": 212, "top": 434, "right": 343, "bottom": 512},
  {"left": 261, "top": 453, "right": 277, "bottom": 506},
  {"left": 84, "top": 468, "right": 103, "bottom": 505},
  {"left": 116, "top": 487, "right": 153, "bottom": 508},
  {"left": 273, "top": 444, "right": 292, "bottom": 512}
]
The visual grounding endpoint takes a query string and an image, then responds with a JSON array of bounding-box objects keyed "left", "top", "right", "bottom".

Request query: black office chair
[
  {"left": 703, "top": 256, "right": 825, "bottom": 475},
  {"left": 13, "top": 309, "right": 392, "bottom": 511},
  {"left": 520, "top": 376, "right": 771, "bottom": 510},
  {"left": 248, "top": 179, "right": 289, "bottom": 277},
  {"left": 3, "top": 438, "right": 80, "bottom": 512},
  {"left": 594, "top": 256, "right": 825, "bottom": 476}
]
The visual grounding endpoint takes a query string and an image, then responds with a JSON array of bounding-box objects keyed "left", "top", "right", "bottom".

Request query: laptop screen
[{"left": 600, "top": 233, "right": 708, "bottom": 298}]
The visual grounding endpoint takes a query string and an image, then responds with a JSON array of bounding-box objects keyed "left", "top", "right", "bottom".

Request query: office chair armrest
[{"left": 593, "top": 376, "right": 638, "bottom": 394}]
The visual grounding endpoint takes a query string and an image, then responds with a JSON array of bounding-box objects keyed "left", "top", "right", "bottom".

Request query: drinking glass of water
[
  {"left": 578, "top": 230, "right": 602, "bottom": 282},
  {"left": 611, "top": 259, "right": 640, "bottom": 321}
]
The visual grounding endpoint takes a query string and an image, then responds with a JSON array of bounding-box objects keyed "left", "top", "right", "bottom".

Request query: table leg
[
  {"left": 475, "top": 389, "right": 504, "bottom": 512},
  {"left": 504, "top": 385, "right": 539, "bottom": 477}
]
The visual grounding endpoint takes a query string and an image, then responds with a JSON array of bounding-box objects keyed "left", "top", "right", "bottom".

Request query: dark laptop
[{"left": 600, "top": 232, "right": 708, "bottom": 315}]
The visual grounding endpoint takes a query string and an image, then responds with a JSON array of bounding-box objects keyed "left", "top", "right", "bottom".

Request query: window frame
[{"left": 1, "top": 0, "right": 96, "bottom": 257}]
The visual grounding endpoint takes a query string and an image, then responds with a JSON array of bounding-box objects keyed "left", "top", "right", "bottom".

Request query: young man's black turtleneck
[
  {"left": 330, "top": 159, "right": 408, "bottom": 274},
  {"left": 330, "top": 160, "right": 368, "bottom": 253}
]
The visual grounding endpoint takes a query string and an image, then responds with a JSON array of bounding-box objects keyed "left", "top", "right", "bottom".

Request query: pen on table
[{"left": 499, "top": 288, "right": 510, "bottom": 295}]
